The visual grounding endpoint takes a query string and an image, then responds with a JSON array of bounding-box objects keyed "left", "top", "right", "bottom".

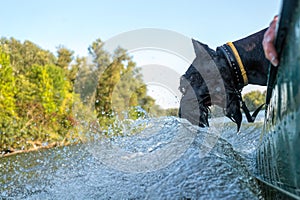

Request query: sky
[
  {"left": 1, "top": 0, "right": 281, "bottom": 56},
  {"left": 1, "top": 0, "right": 282, "bottom": 108}
]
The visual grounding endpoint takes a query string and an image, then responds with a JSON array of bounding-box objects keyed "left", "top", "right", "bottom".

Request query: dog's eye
[
  {"left": 179, "top": 86, "right": 186, "bottom": 94},
  {"left": 179, "top": 76, "right": 190, "bottom": 94}
]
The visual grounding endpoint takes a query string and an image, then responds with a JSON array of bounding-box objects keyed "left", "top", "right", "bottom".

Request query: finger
[
  {"left": 269, "top": 51, "right": 279, "bottom": 67},
  {"left": 268, "top": 16, "right": 279, "bottom": 66},
  {"left": 263, "top": 37, "right": 279, "bottom": 66},
  {"left": 263, "top": 16, "right": 279, "bottom": 66}
]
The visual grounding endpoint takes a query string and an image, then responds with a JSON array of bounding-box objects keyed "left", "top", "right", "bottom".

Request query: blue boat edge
[{"left": 256, "top": 0, "right": 300, "bottom": 199}]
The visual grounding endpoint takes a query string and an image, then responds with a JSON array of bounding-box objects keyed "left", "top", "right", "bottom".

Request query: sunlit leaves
[
  {"left": 243, "top": 90, "right": 266, "bottom": 112},
  {"left": 0, "top": 43, "right": 78, "bottom": 152},
  {"left": 0, "top": 36, "right": 173, "bottom": 153},
  {"left": 56, "top": 46, "right": 74, "bottom": 70},
  {"left": 0, "top": 49, "right": 15, "bottom": 117}
]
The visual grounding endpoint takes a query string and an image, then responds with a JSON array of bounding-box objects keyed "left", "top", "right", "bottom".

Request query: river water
[{"left": 0, "top": 114, "right": 265, "bottom": 199}]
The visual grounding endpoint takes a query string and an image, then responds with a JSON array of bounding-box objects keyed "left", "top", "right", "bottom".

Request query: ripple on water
[{"left": 0, "top": 116, "right": 263, "bottom": 199}]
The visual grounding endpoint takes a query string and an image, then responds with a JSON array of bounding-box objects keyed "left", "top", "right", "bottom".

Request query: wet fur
[{"left": 179, "top": 29, "right": 269, "bottom": 130}]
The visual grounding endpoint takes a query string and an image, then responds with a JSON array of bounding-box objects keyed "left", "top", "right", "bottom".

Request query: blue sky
[
  {"left": 1, "top": 1, "right": 282, "bottom": 107},
  {"left": 1, "top": 0, "right": 281, "bottom": 57}
]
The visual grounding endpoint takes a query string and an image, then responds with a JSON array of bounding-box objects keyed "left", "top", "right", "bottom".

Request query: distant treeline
[
  {"left": 0, "top": 37, "right": 264, "bottom": 154},
  {"left": 0, "top": 37, "right": 177, "bottom": 153}
]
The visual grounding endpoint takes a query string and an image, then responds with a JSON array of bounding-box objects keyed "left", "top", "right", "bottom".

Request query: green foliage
[
  {"left": 56, "top": 46, "right": 74, "bottom": 70},
  {"left": 164, "top": 108, "right": 179, "bottom": 117},
  {"left": 243, "top": 90, "right": 266, "bottom": 112},
  {"left": 0, "top": 37, "right": 56, "bottom": 73},
  {"left": 0, "top": 49, "right": 17, "bottom": 150},
  {"left": 88, "top": 38, "right": 110, "bottom": 71},
  {"left": 0, "top": 43, "right": 79, "bottom": 153},
  {"left": 74, "top": 56, "right": 98, "bottom": 107},
  {"left": 26, "top": 65, "right": 57, "bottom": 113},
  {"left": 0, "top": 49, "right": 15, "bottom": 117},
  {"left": 89, "top": 43, "right": 158, "bottom": 131},
  {"left": 0, "top": 36, "right": 171, "bottom": 153}
]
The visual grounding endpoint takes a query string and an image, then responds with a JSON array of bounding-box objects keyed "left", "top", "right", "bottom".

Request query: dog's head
[{"left": 178, "top": 39, "right": 243, "bottom": 130}]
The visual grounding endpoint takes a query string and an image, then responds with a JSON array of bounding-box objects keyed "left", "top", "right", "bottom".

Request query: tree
[
  {"left": 69, "top": 56, "right": 82, "bottom": 85},
  {"left": 243, "top": 90, "right": 266, "bottom": 112},
  {"left": 0, "top": 35, "right": 170, "bottom": 152},
  {"left": 0, "top": 49, "right": 15, "bottom": 116},
  {"left": 88, "top": 38, "right": 110, "bottom": 71},
  {"left": 164, "top": 108, "right": 179, "bottom": 117},
  {"left": 56, "top": 46, "right": 74, "bottom": 70},
  {"left": 74, "top": 56, "right": 99, "bottom": 109},
  {"left": 0, "top": 48, "right": 17, "bottom": 150},
  {"left": 88, "top": 40, "right": 159, "bottom": 130},
  {"left": 0, "top": 39, "right": 79, "bottom": 152},
  {"left": 0, "top": 37, "right": 56, "bottom": 73}
]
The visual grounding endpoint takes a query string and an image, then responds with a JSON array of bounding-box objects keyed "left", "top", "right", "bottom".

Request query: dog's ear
[{"left": 192, "top": 39, "right": 217, "bottom": 59}]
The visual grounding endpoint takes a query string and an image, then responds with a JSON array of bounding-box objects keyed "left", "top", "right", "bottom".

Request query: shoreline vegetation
[
  {"left": 1, "top": 141, "right": 74, "bottom": 157},
  {"left": 0, "top": 36, "right": 179, "bottom": 156},
  {"left": 0, "top": 37, "right": 265, "bottom": 157}
]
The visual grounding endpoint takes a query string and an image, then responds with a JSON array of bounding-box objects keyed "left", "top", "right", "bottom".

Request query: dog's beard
[
  {"left": 178, "top": 70, "right": 243, "bottom": 130},
  {"left": 224, "top": 93, "right": 243, "bottom": 131},
  {"left": 178, "top": 97, "right": 210, "bottom": 127},
  {"left": 178, "top": 70, "right": 211, "bottom": 127}
]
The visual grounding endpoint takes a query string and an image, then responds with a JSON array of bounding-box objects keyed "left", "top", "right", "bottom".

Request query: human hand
[{"left": 262, "top": 15, "right": 279, "bottom": 66}]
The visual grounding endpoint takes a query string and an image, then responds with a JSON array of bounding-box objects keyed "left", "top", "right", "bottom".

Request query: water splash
[{"left": 0, "top": 116, "right": 263, "bottom": 199}]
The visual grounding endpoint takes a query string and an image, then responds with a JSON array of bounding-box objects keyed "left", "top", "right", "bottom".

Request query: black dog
[{"left": 179, "top": 29, "right": 269, "bottom": 131}]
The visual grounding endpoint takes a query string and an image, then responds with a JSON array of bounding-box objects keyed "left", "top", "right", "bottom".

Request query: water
[{"left": 0, "top": 115, "right": 265, "bottom": 199}]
